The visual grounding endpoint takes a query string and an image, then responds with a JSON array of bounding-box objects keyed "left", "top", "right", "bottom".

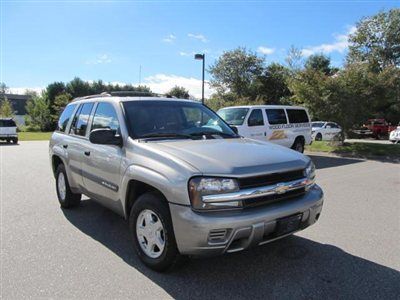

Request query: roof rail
[
  {"left": 109, "top": 91, "right": 159, "bottom": 97},
  {"left": 72, "top": 92, "right": 111, "bottom": 102}
]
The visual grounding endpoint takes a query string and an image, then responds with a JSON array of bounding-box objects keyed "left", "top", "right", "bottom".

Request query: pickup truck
[
  {"left": 351, "top": 119, "right": 397, "bottom": 139},
  {"left": 0, "top": 118, "right": 18, "bottom": 144}
]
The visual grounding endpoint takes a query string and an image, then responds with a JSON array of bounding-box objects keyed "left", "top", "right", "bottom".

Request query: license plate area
[{"left": 275, "top": 213, "right": 302, "bottom": 236}]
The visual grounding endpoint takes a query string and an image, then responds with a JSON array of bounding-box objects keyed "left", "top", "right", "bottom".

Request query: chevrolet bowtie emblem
[{"left": 274, "top": 183, "right": 289, "bottom": 195}]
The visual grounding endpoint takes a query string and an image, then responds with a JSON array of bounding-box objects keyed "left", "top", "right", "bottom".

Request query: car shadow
[
  {"left": 62, "top": 199, "right": 399, "bottom": 299},
  {"left": 307, "top": 154, "right": 364, "bottom": 170},
  {"left": 0, "top": 141, "right": 19, "bottom": 146}
]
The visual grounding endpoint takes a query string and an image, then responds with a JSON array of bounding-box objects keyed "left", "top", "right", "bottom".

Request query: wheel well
[
  {"left": 125, "top": 180, "right": 166, "bottom": 218},
  {"left": 293, "top": 135, "right": 305, "bottom": 145},
  {"left": 52, "top": 155, "right": 63, "bottom": 177}
]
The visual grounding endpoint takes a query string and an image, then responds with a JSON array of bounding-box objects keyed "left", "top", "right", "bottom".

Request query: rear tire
[
  {"left": 129, "top": 192, "right": 182, "bottom": 272},
  {"left": 292, "top": 137, "right": 305, "bottom": 153},
  {"left": 315, "top": 133, "right": 322, "bottom": 141},
  {"left": 12, "top": 137, "right": 18, "bottom": 144},
  {"left": 6, "top": 139, "right": 10, "bottom": 144},
  {"left": 55, "top": 164, "right": 81, "bottom": 208}
]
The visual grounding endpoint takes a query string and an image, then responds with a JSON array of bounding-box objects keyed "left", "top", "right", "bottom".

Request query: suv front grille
[
  {"left": 243, "top": 187, "right": 306, "bottom": 208},
  {"left": 238, "top": 169, "right": 305, "bottom": 189}
]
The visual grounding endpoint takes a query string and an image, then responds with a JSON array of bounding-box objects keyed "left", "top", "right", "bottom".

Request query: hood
[{"left": 144, "top": 138, "right": 309, "bottom": 176}]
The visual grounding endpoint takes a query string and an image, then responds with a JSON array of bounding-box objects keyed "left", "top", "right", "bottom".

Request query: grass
[
  {"left": 306, "top": 141, "right": 400, "bottom": 158},
  {"left": 18, "top": 131, "right": 53, "bottom": 141}
]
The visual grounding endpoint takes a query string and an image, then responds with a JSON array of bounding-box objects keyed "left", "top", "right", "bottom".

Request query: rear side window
[
  {"left": 57, "top": 104, "right": 76, "bottom": 132},
  {"left": 247, "top": 109, "right": 264, "bottom": 126},
  {"left": 265, "top": 109, "right": 287, "bottom": 125},
  {"left": 286, "top": 109, "right": 309, "bottom": 124},
  {"left": 91, "top": 102, "right": 120, "bottom": 132},
  {"left": 0, "top": 119, "right": 16, "bottom": 127},
  {"left": 70, "top": 103, "right": 94, "bottom": 136}
]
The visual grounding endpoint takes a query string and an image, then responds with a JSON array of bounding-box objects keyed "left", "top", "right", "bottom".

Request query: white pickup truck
[{"left": 0, "top": 118, "right": 18, "bottom": 144}]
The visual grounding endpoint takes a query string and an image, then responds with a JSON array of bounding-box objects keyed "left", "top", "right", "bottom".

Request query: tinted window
[
  {"left": 0, "top": 119, "right": 16, "bottom": 127},
  {"left": 91, "top": 103, "right": 120, "bottom": 132},
  {"left": 247, "top": 109, "right": 264, "bottom": 126},
  {"left": 265, "top": 109, "right": 287, "bottom": 125},
  {"left": 70, "top": 103, "right": 94, "bottom": 136},
  {"left": 312, "top": 122, "right": 325, "bottom": 128},
  {"left": 57, "top": 104, "right": 76, "bottom": 132},
  {"left": 286, "top": 109, "right": 309, "bottom": 123},
  {"left": 217, "top": 108, "right": 249, "bottom": 126},
  {"left": 123, "top": 101, "right": 236, "bottom": 139},
  {"left": 327, "top": 122, "right": 339, "bottom": 128}
]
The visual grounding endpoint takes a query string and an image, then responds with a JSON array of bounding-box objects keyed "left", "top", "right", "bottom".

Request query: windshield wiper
[
  {"left": 138, "top": 133, "right": 193, "bottom": 140},
  {"left": 189, "top": 131, "right": 238, "bottom": 138}
]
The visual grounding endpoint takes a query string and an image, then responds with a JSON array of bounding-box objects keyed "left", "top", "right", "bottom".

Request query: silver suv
[{"left": 49, "top": 94, "right": 324, "bottom": 271}]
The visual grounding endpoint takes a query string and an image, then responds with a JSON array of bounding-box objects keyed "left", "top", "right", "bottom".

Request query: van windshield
[
  {"left": 217, "top": 108, "right": 249, "bottom": 125},
  {"left": 123, "top": 100, "right": 238, "bottom": 140}
]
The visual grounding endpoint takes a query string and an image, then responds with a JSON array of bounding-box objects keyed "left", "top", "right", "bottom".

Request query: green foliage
[
  {"left": 305, "top": 54, "right": 333, "bottom": 75},
  {"left": 25, "top": 95, "right": 51, "bottom": 131},
  {"left": 209, "top": 47, "right": 265, "bottom": 98},
  {"left": 52, "top": 93, "right": 72, "bottom": 123},
  {"left": 206, "top": 96, "right": 264, "bottom": 112},
  {"left": 348, "top": 9, "right": 400, "bottom": 70},
  {"left": 166, "top": 86, "right": 190, "bottom": 99},
  {"left": 0, "top": 98, "right": 14, "bottom": 117}
]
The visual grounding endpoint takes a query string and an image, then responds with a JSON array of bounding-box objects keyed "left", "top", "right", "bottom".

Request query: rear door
[
  {"left": 285, "top": 108, "right": 312, "bottom": 146},
  {"left": 243, "top": 108, "right": 266, "bottom": 141},
  {"left": 67, "top": 102, "right": 95, "bottom": 188},
  {"left": 265, "top": 108, "right": 290, "bottom": 146},
  {"left": 81, "top": 102, "right": 123, "bottom": 210},
  {"left": 0, "top": 119, "right": 17, "bottom": 136}
]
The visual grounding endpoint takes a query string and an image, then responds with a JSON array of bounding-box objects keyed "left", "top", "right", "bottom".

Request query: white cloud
[
  {"left": 162, "top": 34, "right": 176, "bottom": 43},
  {"left": 188, "top": 33, "right": 208, "bottom": 43},
  {"left": 301, "top": 26, "right": 357, "bottom": 57},
  {"left": 179, "top": 51, "right": 194, "bottom": 57},
  {"left": 86, "top": 54, "right": 112, "bottom": 65},
  {"left": 257, "top": 46, "right": 275, "bottom": 55},
  {"left": 142, "top": 74, "right": 213, "bottom": 99}
]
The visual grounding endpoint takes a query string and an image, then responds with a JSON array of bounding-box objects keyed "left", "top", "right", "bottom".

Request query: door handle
[
  {"left": 63, "top": 144, "right": 68, "bottom": 149},
  {"left": 84, "top": 151, "right": 91, "bottom": 156}
]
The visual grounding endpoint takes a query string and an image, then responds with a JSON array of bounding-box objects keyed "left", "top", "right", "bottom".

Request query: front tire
[
  {"left": 292, "top": 137, "right": 305, "bottom": 153},
  {"left": 56, "top": 164, "right": 81, "bottom": 208},
  {"left": 129, "top": 192, "right": 182, "bottom": 272},
  {"left": 315, "top": 133, "right": 322, "bottom": 141}
]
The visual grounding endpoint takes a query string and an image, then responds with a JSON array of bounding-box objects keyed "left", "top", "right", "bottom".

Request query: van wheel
[
  {"left": 315, "top": 133, "right": 322, "bottom": 141},
  {"left": 12, "top": 138, "right": 18, "bottom": 144},
  {"left": 56, "top": 164, "right": 81, "bottom": 208},
  {"left": 6, "top": 139, "right": 10, "bottom": 144},
  {"left": 129, "top": 192, "right": 182, "bottom": 272},
  {"left": 292, "top": 137, "right": 305, "bottom": 153}
]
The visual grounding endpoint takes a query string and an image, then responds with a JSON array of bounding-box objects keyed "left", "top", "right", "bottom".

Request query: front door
[
  {"left": 244, "top": 108, "right": 266, "bottom": 141},
  {"left": 81, "top": 102, "right": 123, "bottom": 210},
  {"left": 265, "top": 108, "right": 290, "bottom": 147}
]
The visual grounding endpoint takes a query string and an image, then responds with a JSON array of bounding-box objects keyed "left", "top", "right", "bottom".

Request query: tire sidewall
[{"left": 129, "top": 193, "right": 179, "bottom": 271}]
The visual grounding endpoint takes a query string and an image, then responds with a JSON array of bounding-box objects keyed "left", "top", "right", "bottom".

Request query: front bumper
[{"left": 170, "top": 184, "right": 323, "bottom": 256}]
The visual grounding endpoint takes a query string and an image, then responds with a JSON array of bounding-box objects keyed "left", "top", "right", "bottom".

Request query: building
[{"left": 1, "top": 93, "right": 32, "bottom": 125}]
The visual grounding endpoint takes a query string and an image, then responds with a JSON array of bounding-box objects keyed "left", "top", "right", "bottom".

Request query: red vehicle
[{"left": 364, "top": 119, "right": 397, "bottom": 139}]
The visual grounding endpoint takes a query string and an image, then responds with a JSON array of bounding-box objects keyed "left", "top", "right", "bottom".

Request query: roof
[
  {"left": 218, "top": 104, "right": 307, "bottom": 110},
  {"left": 72, "top": 95, "right": 199, "bottom": 104}
]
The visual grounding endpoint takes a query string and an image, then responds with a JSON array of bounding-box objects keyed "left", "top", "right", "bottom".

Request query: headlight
[
  {"left": 304, "top": 161, "right": 316, "bottom": 188},
  {"left": 188, "top": 177, "right": 241, "bottom": 210}
]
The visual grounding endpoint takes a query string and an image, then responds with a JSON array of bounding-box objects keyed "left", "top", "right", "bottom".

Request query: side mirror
[
  {"left": 89, "top": 129, "right": 122, "bottom": 146},
  {"left": 230, "top": 126, "right": 239, "bottom": 134}
]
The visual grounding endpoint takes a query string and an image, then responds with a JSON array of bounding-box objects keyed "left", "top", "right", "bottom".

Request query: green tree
[
  {"left": 209, "top": 47, "right": 265, "bottom": 98},
  {"left": 348, "top": 9, "right": 400, "bottom": 70},
  {"left": 305, "top": 54, "right": 333, "bottom": 75},
  {"left": 52, "top": 93, "right": 72, "bottom": 123},
  {"left": 25, "top": 95, "right": 51, "bottom": 131},
  {"left": 0, "top": 98, "right": 14, "bottom": 117},
  {"left": 166, "top": 86, "right": 190, "bottom": 99}
]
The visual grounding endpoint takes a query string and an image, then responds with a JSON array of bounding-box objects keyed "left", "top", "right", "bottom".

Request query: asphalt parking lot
[{"left": 1, "top": 141, "right": 399, "bottom": 299}]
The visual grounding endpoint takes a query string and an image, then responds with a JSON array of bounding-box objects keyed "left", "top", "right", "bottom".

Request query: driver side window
[{"left": 248, "top": 109, "right": 264, "bottom": 127}]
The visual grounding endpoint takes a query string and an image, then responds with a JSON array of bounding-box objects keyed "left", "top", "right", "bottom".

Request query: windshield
[
  {"left": 217, "top": 108, "right": 249, "bottom": 126},
  {"left": 312, "top": 122, "right": 325, "bottom": 128},
  {"left": 123, "top": 100, "right": 238, "bottom": 140}
]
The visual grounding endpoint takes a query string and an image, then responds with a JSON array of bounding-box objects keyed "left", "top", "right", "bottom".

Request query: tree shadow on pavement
[
  {"left": 62, "top": 200, "right": 400, "bottom": 299},
  {"left": 307, "top": 154, "right": 364, "bottom": 170}
]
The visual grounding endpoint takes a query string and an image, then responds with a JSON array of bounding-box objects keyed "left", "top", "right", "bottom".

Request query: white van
[{"left": 217, "top": 105, "right": 312, "bottom": 152}]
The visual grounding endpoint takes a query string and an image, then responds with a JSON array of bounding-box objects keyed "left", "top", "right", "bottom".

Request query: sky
[{"left": 1, "top": 0, "right": 399, "bottom": 98}]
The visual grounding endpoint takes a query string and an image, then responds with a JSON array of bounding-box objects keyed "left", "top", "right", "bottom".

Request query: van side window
[
  {"left": 57, "top": 104, "right": 77, "bottom": 132},
  {"left": 265, "top": 109, "right": 287, "bottom": 125},
  {"left": 91, "top": 102, "right": 120, "bottom": 133},
  {"left": 286, "top": 109, "right": 309, "bottom": 123},
  {"left": 70, "top": 103, "right": 94, "bottom": 136},
  {"left": 247, "top": 109, "right": 264, "bottom": 126}
]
